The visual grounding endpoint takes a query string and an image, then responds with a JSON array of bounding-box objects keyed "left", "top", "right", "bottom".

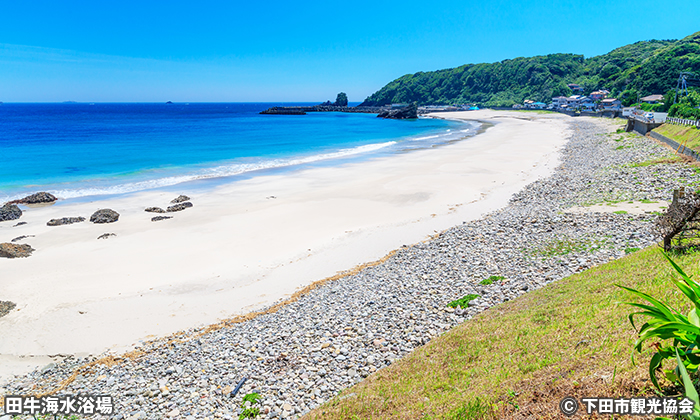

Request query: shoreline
[
  {"left": 0, "top": 111, "right": 472, "bottom": 204},
  {"left": 2, "top": 115, "right": 696, "bottom": 420},
  {"left": 0, "top": 110, "right": 570, "bottom": 383}
]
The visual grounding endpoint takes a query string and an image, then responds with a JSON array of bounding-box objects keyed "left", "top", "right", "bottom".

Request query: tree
[{"left": 334, "top": 92, "right": 348, "bottom": 107}]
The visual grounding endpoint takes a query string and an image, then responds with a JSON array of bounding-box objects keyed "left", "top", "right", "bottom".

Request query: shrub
[{"left": 669, "top": 103, "right": 700, "bottom": 120}]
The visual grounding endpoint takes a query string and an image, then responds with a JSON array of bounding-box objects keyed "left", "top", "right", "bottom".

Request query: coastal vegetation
[
  {"left": 669, "top": 89, "right": 700, "bottom": 119},
  {"left": 304, "top": 247, "right": 698, "bottom": 419},
  {"left": 360, "top": 32, "right": 700, "bottom": 107}
]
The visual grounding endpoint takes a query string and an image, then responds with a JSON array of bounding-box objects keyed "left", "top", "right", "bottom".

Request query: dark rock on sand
[
  {"left": 377, "top": 103, "right": 418, "bottom": 119},
  {"left": 90, "top": 209, "right": 120, "bottom": 224},
  {"left": 97, "top": 233, "right": 116, "bottom": 239},
  {"left": 145, "top": 207, "right": 166, "bottom": 213},
  {"left": 0, "top": 243, "right": 34, "bottom": 258},
  {"left": 47, "top": 217, "right": 85, "bottom": 226},
  {"left": 0, "top": 301, "right": 17, "bottom": 318},
  {"left": 151, "top": 216, "right": 173, "bottom": 222},
  {"left": 11, "top": 235, "right": 35, "bottom": 242},
  {"left": 170, "top": 195, "right": 191, "bottom": 204},
  {"left": 0, "top": 203, "right": 22, "bottom": 222},
  {"left": 166, "top": 202, "right": 193, "bottom": 212},
  {"left": 13, "top": 221, "right": 27, "bottom": 227},
  {"left": 8, "top": 192, "right": 58, "bottom": 205}
]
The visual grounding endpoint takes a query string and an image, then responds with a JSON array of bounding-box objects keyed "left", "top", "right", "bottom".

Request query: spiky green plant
[
  {"left": 657, "top": 350, "right": 700, "bottom": 419},
  {"left": 617, "top": 253, "right": 700, "bottom": 390}
]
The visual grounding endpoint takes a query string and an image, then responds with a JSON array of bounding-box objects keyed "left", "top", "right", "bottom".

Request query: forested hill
[{"left": 360, "top": 31, "right": 700, "bottom": 107}]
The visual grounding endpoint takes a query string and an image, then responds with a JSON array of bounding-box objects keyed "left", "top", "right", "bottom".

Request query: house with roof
[
  {"left": 601, "top": 98, "right": 622, "bottom": 110},
  {"left": 590, "top": 90, "right": 609, "bottom": 101},
  {"left": 579, "top": 96, "right": 596, "bottom": 111},
  {"left": 567, "top": 83, "right": 584, "bottom": 93},
  {"left": 522, "top": 100, "right": 546, "bottom": 109},
  {"left": 640, "top": 94, "right": 664, "bottom": 104},
  {"left": 566, "top": 95, "right": 584, "bottom": 108},
  {"left": 552, "top": 96, "right": 568, "bottom": 108}
]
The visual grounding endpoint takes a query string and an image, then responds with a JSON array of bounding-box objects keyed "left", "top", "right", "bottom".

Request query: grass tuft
[
  {"left": 527, "top": 236, "right": 610, "bottom": 258},
  {"left": 448, "top": 294, "right": 480, "bottom": 309},
  {"left": 479, "top": 275, "right": 505, "bottom": 285},
  {"left": 451, "top": 398, "right": 496, "bottom": 419},
  {"left": 627, "top": 156, "right": 684, "bottom": 168}
]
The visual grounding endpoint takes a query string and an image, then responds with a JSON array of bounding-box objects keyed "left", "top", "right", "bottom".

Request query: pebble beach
[{"left": 2, "top": 116, "right": 699, "bottom": 420}]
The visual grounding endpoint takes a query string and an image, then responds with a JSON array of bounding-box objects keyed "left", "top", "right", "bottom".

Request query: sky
[{"left": 1, "top": 0, "right": 699, "bottom": 102}]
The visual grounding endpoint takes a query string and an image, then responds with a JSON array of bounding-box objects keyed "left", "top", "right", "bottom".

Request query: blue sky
[{"left": 1, "top": 0, "right": 699, "bottom": 102}]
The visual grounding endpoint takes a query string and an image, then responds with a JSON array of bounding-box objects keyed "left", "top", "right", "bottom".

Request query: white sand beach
[{"left": 0, "top": 110, "right": 571, "bottom": 381}]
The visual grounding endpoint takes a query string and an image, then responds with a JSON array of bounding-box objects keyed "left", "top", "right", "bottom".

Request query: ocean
[{"left": 0, "top": 103, "right": 478, "bottom": 202}]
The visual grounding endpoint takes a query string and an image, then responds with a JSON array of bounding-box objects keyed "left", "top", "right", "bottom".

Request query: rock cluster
[
  {"left": 171, "top": 195, "right": 191, "bottom": 204},
  {"left": 0, "top": 301, "right": 16, "bottom": 318},
  {"left": 146, "top": 195, "right": 194, "bottom": 217},
  {"left": 0, "top": 203, "right": 22, "bottom": 222},
  {"left": 90, "top": 209, "right": 120, "bottom": 224},
  {"left": 0, "top": 242, "right": 34, "bottom": 258},
  {"left": 377, "top": 103, "right": 418, "bottom": 119},
  {"left": 97, "top": 233, "right": 117, "bottom": 240},
  {"left": 47, "top": 217, "right": 85, "bottom": 226},
  {"left": 11, "top": 235, "right": 34, "bottom": 242},
  {"left": 8, "top": 192, "right": 57, "bottom": 205},
  {"left": 167, "top": 202, "right": 193, "bottom": 212},
  {"left": 3, "top": 119, "right": 698, "bottom": 420}
]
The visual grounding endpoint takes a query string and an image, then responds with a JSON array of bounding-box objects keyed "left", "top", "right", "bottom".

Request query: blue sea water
[{"left": 0, "top": 103, "right": 477, "bottom": 202}]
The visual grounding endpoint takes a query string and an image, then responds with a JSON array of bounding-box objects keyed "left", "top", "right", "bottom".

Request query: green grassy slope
[{"left": 303, "top": 246, "right": 697, "bottom": 419}]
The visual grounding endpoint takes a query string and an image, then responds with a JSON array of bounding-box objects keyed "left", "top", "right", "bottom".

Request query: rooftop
[{"left": 641, "top": 94, "right": 664, "bottom": 102}]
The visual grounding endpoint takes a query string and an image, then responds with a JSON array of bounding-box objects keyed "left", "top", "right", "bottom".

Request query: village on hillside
[
  {"left": 415, "top": 83, "right": 671, "bottom": 122},
  {"left": 516, "top": 83, "right": 668, "bottom": 120}
]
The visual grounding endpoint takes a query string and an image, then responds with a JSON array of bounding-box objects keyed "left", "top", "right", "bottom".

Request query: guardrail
[{"left": 666, "top": 117, "right": 700, "bottom": 127}]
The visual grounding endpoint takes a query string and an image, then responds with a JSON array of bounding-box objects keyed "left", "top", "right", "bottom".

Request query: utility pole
[{"left": 675, "top": 72, "right": 695, "bottom": 104}]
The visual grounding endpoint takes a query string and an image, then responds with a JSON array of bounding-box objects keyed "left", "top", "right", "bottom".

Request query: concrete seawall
[{"left": 648, "top": 130, "right": 700, "bottom": 161}]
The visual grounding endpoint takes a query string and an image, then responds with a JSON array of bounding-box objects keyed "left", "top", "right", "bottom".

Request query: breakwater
[{"left": 260, "top": 105, "right": 387, "bottom": 115}]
